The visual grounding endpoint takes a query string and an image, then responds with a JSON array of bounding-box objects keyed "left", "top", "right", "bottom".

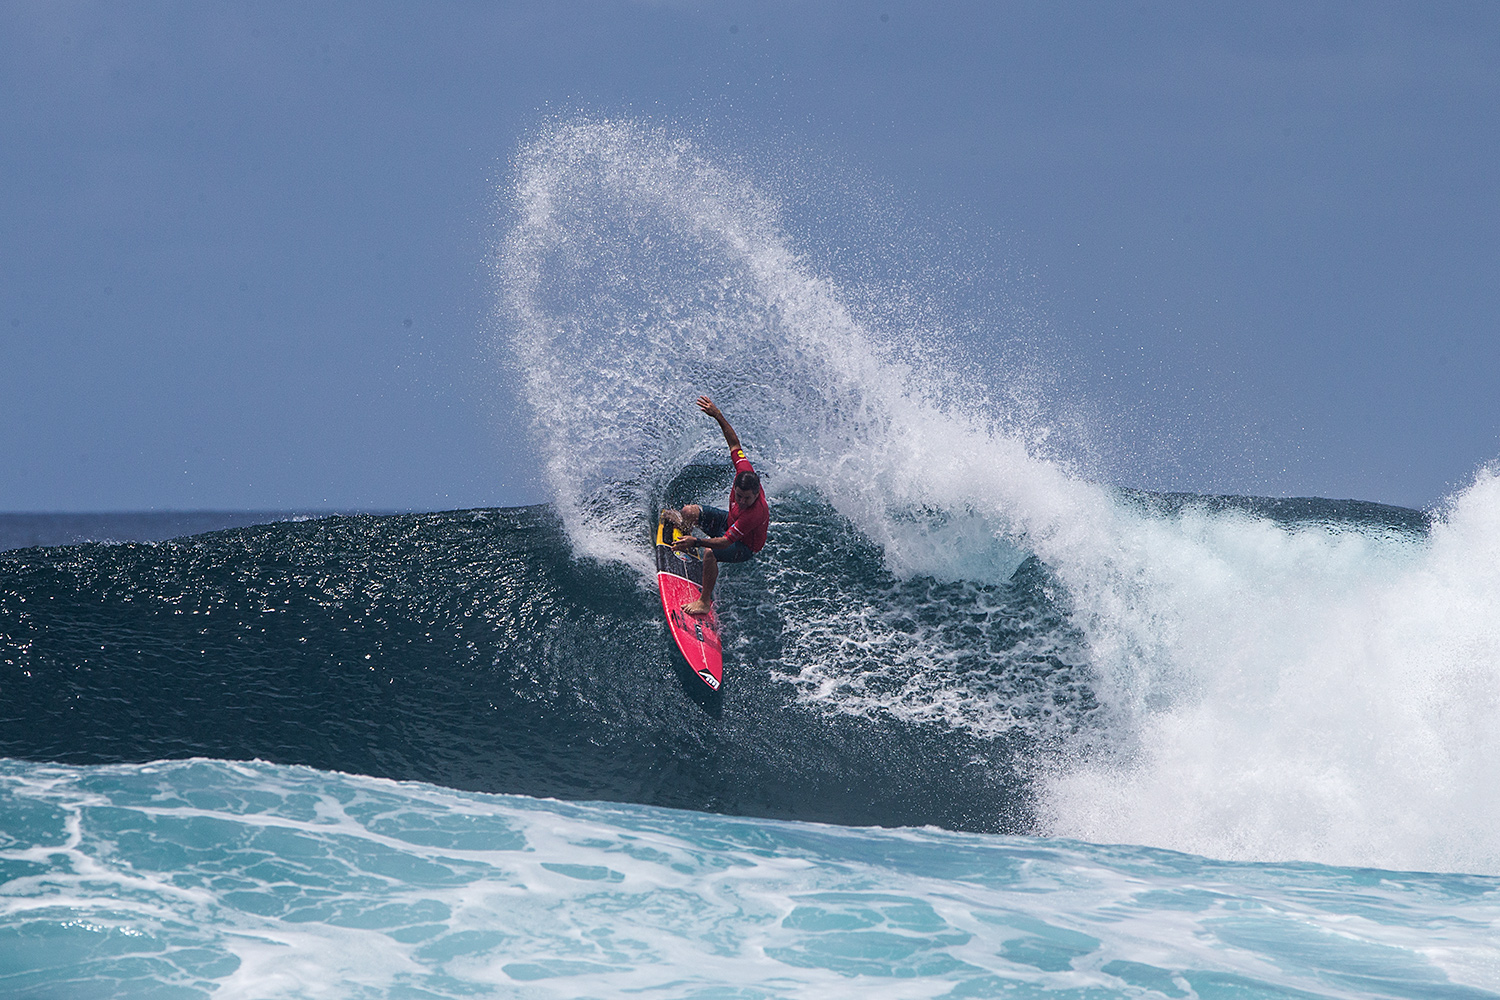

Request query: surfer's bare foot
[{"left": 682, "top": 598, "right": 712, "bottom": 616}]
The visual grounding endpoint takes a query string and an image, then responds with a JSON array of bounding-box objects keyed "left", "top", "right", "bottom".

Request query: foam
[
  {"left": 1042, "top": 471, "right": 1500, "bottom": 874},
  {"left": 3, "top": 759, "right": 1499, "bottom": 997}
]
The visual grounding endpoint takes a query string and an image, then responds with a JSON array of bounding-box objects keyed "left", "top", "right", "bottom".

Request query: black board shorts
[{"left": 697, "top": 506, "right": 755, "bottom": 563}]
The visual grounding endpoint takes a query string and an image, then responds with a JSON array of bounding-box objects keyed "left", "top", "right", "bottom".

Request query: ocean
[{"left": 3, "top": 117, "right": 1498, "bottom": 996}]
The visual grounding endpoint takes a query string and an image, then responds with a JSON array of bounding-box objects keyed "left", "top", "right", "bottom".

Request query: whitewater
[
  {"left": 0, "top": 118, "right": 1498, "bottom": 996},
  {"left": 4, "top": 759, "right": 1499, "bottom": 998}
]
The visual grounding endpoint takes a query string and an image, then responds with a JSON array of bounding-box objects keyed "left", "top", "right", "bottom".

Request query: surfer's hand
[
  {"left": 673, "top": 536, "right": 698, "bottom": 552},
  {"left": 696, "top": 396, "right": 722, "bottom": 420}
]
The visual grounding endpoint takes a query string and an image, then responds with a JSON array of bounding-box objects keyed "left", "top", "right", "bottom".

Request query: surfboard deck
[{"left": 655, "top": 522, "right": 724, "bottom": 692}]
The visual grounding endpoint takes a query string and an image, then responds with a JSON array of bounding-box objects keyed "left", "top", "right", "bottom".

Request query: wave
[{"left": 495, "top": 117, "right": 1500, "bottom": 875}]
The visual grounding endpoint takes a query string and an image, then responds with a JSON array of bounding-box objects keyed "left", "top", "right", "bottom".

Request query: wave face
[
  {"left": 0, "top": 503, "right": 1043, "bottom": 833},
  {"left": 3, "top": 757, "right": 1497, "bottom": 1000}
]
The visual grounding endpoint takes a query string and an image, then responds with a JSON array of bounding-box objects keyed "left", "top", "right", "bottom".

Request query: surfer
[{"left": 661, "top": 396, "right": 769, "bottom": 617}]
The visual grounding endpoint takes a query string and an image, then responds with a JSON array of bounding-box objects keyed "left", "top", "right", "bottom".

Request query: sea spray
[
  {"left": 497, "top": 118, "right": 1500, "bottom": 874},
  {"left": 498, "top": 119, "right": 1091, "bottom": 578},
  {"left": 495, "top": 118, "right": 1265, "bottom": 751},
  {"left": 497, "top": 117, "right": 1107, "bottom": 740}
]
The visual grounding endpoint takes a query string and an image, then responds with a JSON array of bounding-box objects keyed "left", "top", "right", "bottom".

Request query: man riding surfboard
[{"left": 660, "top": 396, "right": 769, "bottom": 617}]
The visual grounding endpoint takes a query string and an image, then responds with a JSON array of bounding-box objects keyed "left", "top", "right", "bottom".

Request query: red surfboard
[{"left": 655, "top": 522, "right": 724, "bottom": 691}]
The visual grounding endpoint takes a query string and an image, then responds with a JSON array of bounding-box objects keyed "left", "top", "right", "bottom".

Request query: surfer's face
[{"left": 734, "top": 486, "right": 758, "bottom": 507}]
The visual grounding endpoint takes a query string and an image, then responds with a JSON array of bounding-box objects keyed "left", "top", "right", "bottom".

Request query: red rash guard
[{"left": 726, "top": 446, "right": 769, "bottom": 552}]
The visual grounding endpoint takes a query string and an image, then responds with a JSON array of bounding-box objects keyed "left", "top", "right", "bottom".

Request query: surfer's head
[{"left": 734, "top": 470, "right": 760, "bottom": 505}]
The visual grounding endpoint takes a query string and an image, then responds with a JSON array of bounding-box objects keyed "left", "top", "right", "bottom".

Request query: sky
[{"left": 2, "top": 1, "right": 1497, "bottom": 512}]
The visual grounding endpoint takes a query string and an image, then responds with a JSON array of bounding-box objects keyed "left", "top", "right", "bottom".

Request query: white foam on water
[
  {"left": 4, "top": 759, "right": 1500, "bottom": 998},
  {"left": 497, "top": 117, "right": 1500, "bottom": 874}
]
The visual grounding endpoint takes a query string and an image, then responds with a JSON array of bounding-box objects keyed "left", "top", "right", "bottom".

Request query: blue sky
[{"left": 3, "top": 2, "right": 1497, "bottom": 511}]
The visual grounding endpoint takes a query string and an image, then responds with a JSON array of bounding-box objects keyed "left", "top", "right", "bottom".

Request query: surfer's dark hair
[{"left": 735, "top": 470, "right": 760, "bottom": 493}]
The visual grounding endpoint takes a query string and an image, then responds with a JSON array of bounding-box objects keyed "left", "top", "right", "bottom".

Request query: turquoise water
[{"left": 4, "top": 758, "right": 1497, "bottom": 999}]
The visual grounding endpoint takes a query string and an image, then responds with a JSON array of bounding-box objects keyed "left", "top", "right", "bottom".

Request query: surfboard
[{"left": 654, "top": 522, "right": 724, "bottom": 691}]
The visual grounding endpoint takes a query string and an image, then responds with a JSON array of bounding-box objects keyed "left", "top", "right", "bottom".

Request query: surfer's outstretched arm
[{"left": 697, "top": 396, "right": 741, "bottom": 452}]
